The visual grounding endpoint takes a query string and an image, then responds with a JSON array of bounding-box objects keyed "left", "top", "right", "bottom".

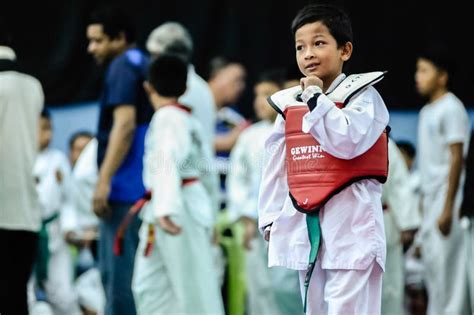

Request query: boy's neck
[
  {"left": 152, "top": 96, "right": 179, "bottom": 110},
  {"left": 322, "top": 72, "right": 343, "bottom": 93},
  {"left": 429, "top": 87, "right": 448, "bottom": 104}
]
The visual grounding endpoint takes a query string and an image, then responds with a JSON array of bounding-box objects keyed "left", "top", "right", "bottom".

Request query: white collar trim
[{"left": 0, "top": 46, "right": 16, "bottom": 61}]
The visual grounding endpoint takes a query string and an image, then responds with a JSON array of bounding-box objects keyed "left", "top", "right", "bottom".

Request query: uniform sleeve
[
  {"left": 227, "top": 131, "right": 254, "bottom": 221},
  {"left": 382, "top": 141, "right": 421, "bottom": 231},
  {"left": 105, "top": 59, "right": 140, "bottom": 107},
  {"left": 301, "top": 87, "right": 389, "bottom": 159},
  {"left": 60, "top": 176, "right": 79, "bottom": 233},
  {"left": 196, "top": 130, "right": 220, "bottom": 218},
  {"left": 149, "top": 110, "right": 191, "bottom": 219},
  {"left": 441, "top": 102, "right": 470, "bottom": 145},
  {"left": 56, "top": 153, "right": 75, "bottom": 233},
  {"left": 257, "top": 115, "right": 288, "bottom": 233}
]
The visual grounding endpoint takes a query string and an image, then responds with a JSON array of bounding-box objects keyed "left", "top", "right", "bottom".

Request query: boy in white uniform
[
  {"left": 258, "top": 4, "right": 389, "bottom": 314},
  {"left": 381, "top": 140, "right": 420, "bottom": 314},
  {"left": 227, "top": 71, "right": 303, "bottom": 315},
  {"left": 33, "top": 110, "right": 81, "bottom": 315},
  {"left": 132, "top": 55, "right": 224, "bottom": 315},
  {"left": 415, "top": 46, "right": 471, "bottom": 314}
]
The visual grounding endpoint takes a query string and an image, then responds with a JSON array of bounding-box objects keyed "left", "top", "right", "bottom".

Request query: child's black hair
[
  {"left": 69, "top": 131, "right": 93, "bottom": 150},
  {"left": 89, "top": 5, "right": 135, "bottom": 43},
  {"left": 418, "top": 44, "right": 455, "bottom": 76},
  {"left": 291, "top": 4, "right": 353, "bottom": 47},
  {"left": 148, "top": 54, "right": 187, "bottom": 98}
]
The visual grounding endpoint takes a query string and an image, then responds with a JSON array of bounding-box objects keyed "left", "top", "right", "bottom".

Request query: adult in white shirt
[
  {"left": 0, "top": 37, "right": 44, "bottom": 314},
  {"left": 416, "top": 46, "right": 471, "bottom": 315}
]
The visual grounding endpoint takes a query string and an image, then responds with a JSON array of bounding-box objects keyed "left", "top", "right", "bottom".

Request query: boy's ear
[
  {"left": 439, "top": 70, "right": 449, "bottom": 88},
  {"left": 143, "top": 81, "right": 155, "bottom": 97},
  {"left": 341, "top": 42, "right": 353, "bottom": 62}
]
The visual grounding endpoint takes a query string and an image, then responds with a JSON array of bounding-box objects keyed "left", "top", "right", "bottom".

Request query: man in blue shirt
[{"left": 86, "top": 6, "right": 152, "bottom": 315}]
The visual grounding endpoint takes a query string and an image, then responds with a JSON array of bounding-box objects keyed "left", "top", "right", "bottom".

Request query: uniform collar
[
  {"left": 326, "top": 73, "right": 346, "bottom": 94},
  {"left": 0, "top": 46, "right": 16, "bottom": 61}
]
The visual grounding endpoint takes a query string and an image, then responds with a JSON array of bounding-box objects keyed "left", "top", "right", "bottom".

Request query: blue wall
[{"left": 48, "top": 102, "right": 474, "bottom": 155}]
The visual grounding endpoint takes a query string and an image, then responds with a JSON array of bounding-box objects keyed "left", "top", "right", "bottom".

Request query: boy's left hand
[
  {"left": 437, "top": 210, "right": 452, "bottom": 237},
  {"left": 300, "top": 76, "right": 323, "bottom": 91}
]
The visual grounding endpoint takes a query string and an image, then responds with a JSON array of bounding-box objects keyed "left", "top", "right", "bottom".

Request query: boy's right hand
[
  {"left": 264, "top": 225, "right": 272, "bottom": 242},
  {"left": 159, "top": 216, "right": 182, "bottom": 235},
  {"left": 240, "top": 216, "right": 257, "bottom": 250},
  {"left": 300, "top": 76, "right": 323, "bottom": 91}
]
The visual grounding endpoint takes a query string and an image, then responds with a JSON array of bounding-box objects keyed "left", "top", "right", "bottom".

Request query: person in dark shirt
[{"left": 86, "top": 6, "right": 152, "bottom": 315}]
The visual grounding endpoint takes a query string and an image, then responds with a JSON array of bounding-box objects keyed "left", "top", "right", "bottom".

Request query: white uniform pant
[
  {"left": 132, "top": 216, "right": 224, "bottom": 315},
  {"left": 422, "top": 192, "right": 470, "bottom": 315},
  {"left": 299, "top": 259, "right": 383, "bottom": 315},
  {"left": 381, "top": 212, "right": 404, "bottom": 315},
  {"left": 44, "top": 243, "right": 81, "bottom": 315},
  {"left": 463, "top": 217, "right": 474, "bottom": 312},
  {"left": 246, "top": 236, "right": 302, "bottom": 315}
]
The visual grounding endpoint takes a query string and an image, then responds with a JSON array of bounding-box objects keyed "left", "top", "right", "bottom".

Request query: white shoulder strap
[
  {"left": 267, "top": 71, "right": 385, "bottom": 116},
  {"left": 267, "top": 85, "right": 304, "bottom": 116},
  {"left": 327, "top": 71, "right": 385, "bottom": 104}
]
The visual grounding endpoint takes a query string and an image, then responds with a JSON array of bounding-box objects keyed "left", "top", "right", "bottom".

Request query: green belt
[
  {"left": 35, "top": 212, "right": 59, "bottom": 288},
  {"left": 303, "top": 212, "right": 321, "bottom": 314}
]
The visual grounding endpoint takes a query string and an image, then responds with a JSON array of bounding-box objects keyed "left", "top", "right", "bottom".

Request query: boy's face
[
  {"left": 211, "top": 64, "right": 246, "bottom": 105},
  {"left": 70, "top": 136, "right": 92, "bottom": 167},
  {"left": 254, "top": 81, "right": 279, "bottom": 121},
  {"left": 295, "top": 22, "right": 350, "bottom": 85},
  {"left": 415, "top": 58, "right": 446, "bottom": 97},
  {"left": 87, "top": 24, "right": 125, "bottom": 64},
  {"left": 39, "top": 117, "right": 52, "bottom": 151}
]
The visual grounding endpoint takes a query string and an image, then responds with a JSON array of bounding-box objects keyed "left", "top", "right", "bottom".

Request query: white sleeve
[
  {"left": 441, "top": 102, "right": 470, "bottom": 145},
  {"left": 257, "top": 115, "right": 288, "bottom": 232},
  {"left": 301, "top": 87, "right": 389, "bottom": 159},
  {"left": 227, "top": 132, "right": 254, "bottom": 221},
  {"left": 60, "top": 177, "right": 79, "bottom": 233},
  {"left": 382, "top": 141, "right": 421, "bottom": 231},
  {"left": 198, "top": 135, "right": 220, "bottom": 218},
  {"left": 149, "top": 111, "right": 190, "bottom": 218},
  {"left": 56, "top": 153, "right": 75, "bottom": 233}
]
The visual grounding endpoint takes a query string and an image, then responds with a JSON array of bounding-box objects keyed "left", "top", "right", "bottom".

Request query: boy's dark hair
[
  {"left": 418, "top": 44, "right": 455, "bottom": 75},
  {"left": 41, "top": 108, "right": 51, "bottom": 120},
  {"left": 89, "top": 5, "right": 135, "bottom": 43},
  {"left": 291, "top": 4, "right": 353, "bottom": 47},
  {"left": 396, "top": 140, "right": 416, "bottom": 159},
  {"left": 148, "top": 54, "right": 187, "bottom": 98},
  {"left": 256, "top": 69, "right": 286, "bottom": 88},
  {"left": 69, "top": 131, "right": 93, "bottom": 149}
]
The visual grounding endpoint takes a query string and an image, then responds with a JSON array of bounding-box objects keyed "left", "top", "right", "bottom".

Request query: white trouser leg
[
  {"left": 132, "top": 215, "right": 224, "bottom": 315},
  {"left": 44, "top": 244, "right": 81, "bottom": 315},
  {"left": 299, "top": 259, "right": 383, "bottom": 315}
]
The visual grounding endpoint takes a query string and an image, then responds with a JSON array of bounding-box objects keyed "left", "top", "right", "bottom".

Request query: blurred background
[{"left": 3, "top": 0, "right": 473, "bottom": 152}]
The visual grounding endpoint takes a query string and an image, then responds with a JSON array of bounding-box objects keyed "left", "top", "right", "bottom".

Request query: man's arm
[
  {"left": 214, "top": 126, "right": 245, "bottom": 152},
  {"left": 93, "top": 105, "right": 136, "bottom": 217},
  {"left": 438, "top": 142, "right": 464, "bottom": 236}
]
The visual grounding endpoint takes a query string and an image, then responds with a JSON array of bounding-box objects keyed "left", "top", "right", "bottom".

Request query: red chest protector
[{"left": 268, "top": 72, "right": 389, "bottom": 214}]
